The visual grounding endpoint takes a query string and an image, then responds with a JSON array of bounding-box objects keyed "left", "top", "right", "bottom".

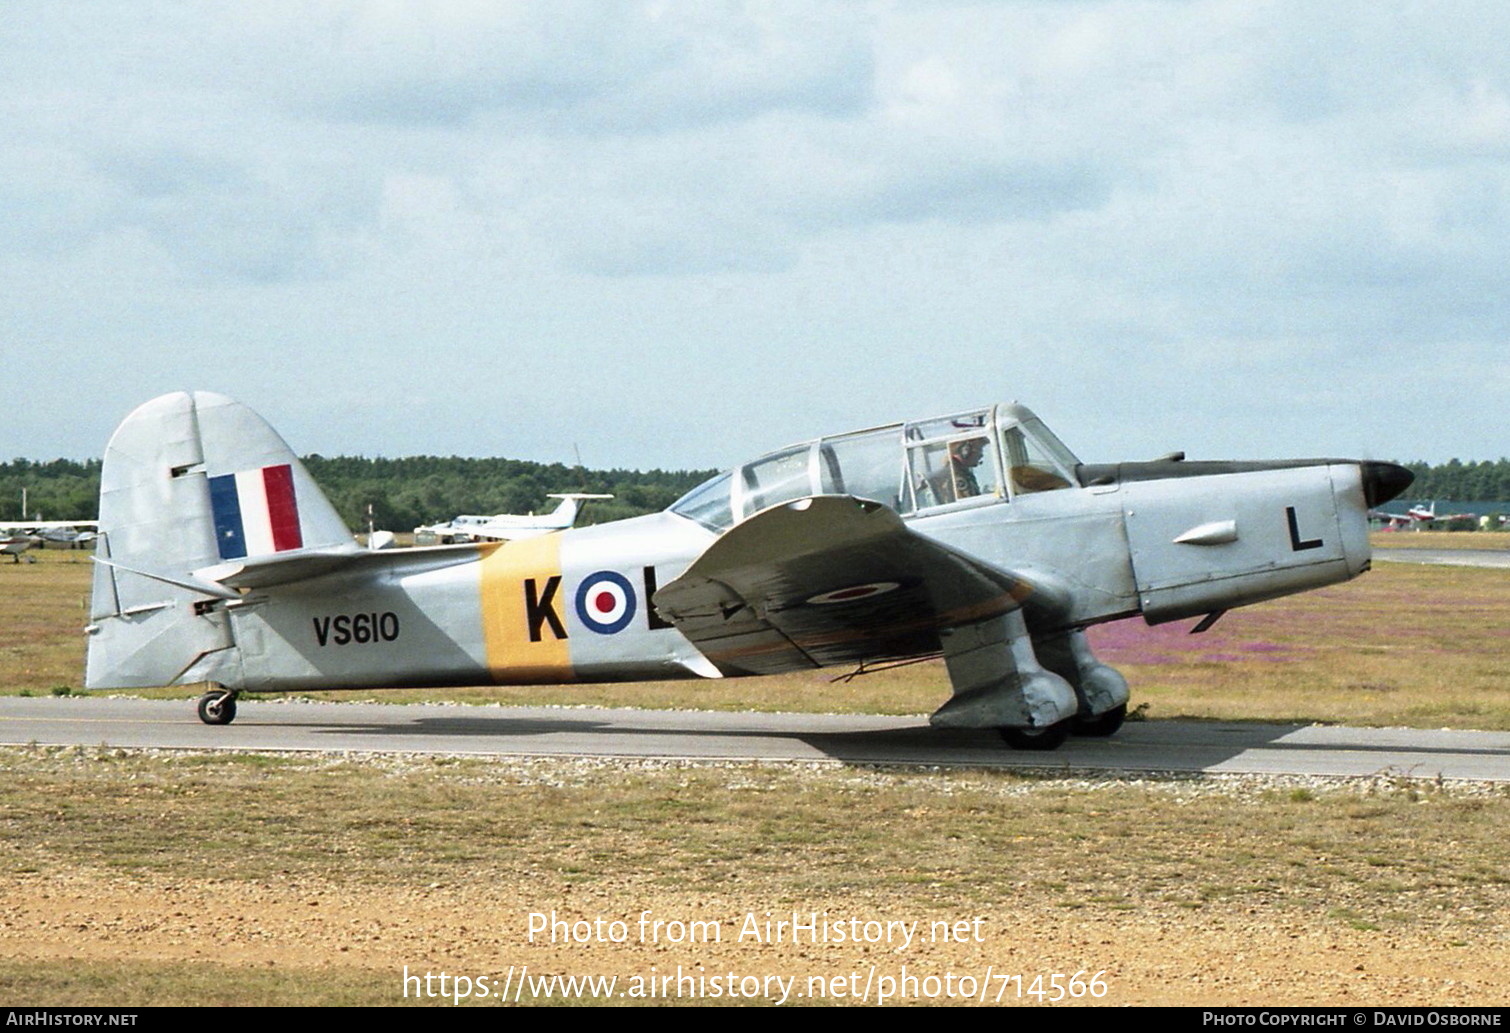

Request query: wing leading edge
[{"left": 653, "top": 495, "right": 1035, "bottom": 675}]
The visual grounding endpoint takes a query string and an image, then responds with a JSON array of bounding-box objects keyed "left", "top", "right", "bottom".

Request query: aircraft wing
[
  {"left": 653, "top": 495, "right": 1035, "bottom": 675},
  {"left": 451, "top": 523, "right": 555, "bottom": 542}
]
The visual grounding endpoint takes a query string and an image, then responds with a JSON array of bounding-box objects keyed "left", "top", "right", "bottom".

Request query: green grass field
[{"left": 1371, "top": 530, "right": 1510, "bottom": 551}]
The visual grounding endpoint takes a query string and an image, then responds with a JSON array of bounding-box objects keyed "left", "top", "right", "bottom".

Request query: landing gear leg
[
  {"left": 930, "top": 611, "right": 1080, "bottom": 751},
  {"left": 1034, "top": 628, "right": 1132, "bottom": 738},
  {"left": 196, "top": 688, "right": 239, "bottom": 725}
]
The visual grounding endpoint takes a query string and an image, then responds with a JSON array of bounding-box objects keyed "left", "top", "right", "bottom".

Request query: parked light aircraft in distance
[
  {"left": 415, "top": 494, "right": 613, "bottom": 543},
  {"left": 84, "top": 392, "right": 1412, "bottom": 749},
  {"left": 1, "top": 521, "right": 98, "bottom": 562},
  {"left": 1, "top": 529, "right": 39, "bottom": 562},
  {"left": 1406, "top": 501, "right": 1476, "bottom": 526},
  {"left": 1371, "top": 501, "right": 1477, "bottom": 529}
]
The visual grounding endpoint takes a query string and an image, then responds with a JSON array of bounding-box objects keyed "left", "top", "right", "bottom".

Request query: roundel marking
[
  {"left": 575, "top": 570, "right": 637, "bottom": 634},
  {"left": 805, "top": 581, "right": 902, "bottom": 606}
]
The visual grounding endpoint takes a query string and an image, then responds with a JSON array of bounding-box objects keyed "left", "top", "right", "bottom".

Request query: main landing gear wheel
[
  {"left": 197, "top": 691, "right": 237, "bottom": 726},
  {"left": 1073, "top": 703, "right": 1127, "bottom": 738},
  {"left": 998, "top": 721, "right": 1072, "bottom": 751}
]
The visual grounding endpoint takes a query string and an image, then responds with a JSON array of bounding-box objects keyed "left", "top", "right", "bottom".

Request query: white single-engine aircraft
[
  {"left": 84, "top": 392, "right": 1412, "bottom": 750},
  {"left": 1405, "top": 501, "right": 1476, "bottom": 526},
  {"left": 415, "top": 494, "right": 614, "bottom": 543},
  {"left": 1, "top": 529, "right": 40, "bottom": 562}
]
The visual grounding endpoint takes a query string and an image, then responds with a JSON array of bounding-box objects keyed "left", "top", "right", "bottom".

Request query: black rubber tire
[
  {"left": 1073, "top": 703, "right": 1127, "bottom": 738},
  {"left": 197, "top": 692, "right": 236, "bottom": 726},
  {"left": 998, "top": 721, "right": 1072, "bottom": 751}
]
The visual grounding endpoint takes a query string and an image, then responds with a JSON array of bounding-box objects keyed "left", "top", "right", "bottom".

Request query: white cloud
[
  {"left": 222, "top": 1, "right": 874, "bottom": 132},
  {"left": 2, "top": 1, "right": 1507, "bottom": 464}
]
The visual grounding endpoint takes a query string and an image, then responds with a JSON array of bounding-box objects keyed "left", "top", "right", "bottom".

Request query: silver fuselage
[{"left": 92, "top": 461, "right": 1368, "bottom": 692}]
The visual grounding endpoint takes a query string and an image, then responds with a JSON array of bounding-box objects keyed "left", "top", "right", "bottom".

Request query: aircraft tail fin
[
  {"left": 544, "top": 492, "right": 612, "bottom": 527},
  {"left": 86, "top": 392, "right": 356, "bottom": 689},
  {"left": 547, "top": 496, "right": 582, "bottom": 526}
]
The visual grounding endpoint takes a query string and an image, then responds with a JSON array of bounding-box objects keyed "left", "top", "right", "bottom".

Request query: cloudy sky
[{"left": 3, "top": 1, "right": 1507, "bottom": 472}]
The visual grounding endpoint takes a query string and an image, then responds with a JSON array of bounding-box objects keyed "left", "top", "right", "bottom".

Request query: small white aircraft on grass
[
  {"left": 416, "top": 494, "right": 614, "bottom": 543},
  {"left": 83, "top": 392, "right": 1411, "bottom": 749},
  {"left": 1, "top": 530, "right": 40, "bottom": 562},
  {"left": 1, "top": 521, "right": 98, "bottom": 562}
]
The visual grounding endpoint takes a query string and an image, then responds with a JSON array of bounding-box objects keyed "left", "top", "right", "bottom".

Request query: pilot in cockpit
[{"left": 945, "top": 437, "right": 986, "bottom": 500}]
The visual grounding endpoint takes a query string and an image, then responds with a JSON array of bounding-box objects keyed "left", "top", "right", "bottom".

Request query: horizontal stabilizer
[
  {"left": 653, "top": 495, "right": 1034, "bottom": 675},
  {"left": 93, "top": 555, "right": 242, "bottom": 601},
  {"left": 193, "top": 545, "right": 365, "bottom": 590},
  {"left": 196, "top": 541, "right": 480, "bottom": 591}
]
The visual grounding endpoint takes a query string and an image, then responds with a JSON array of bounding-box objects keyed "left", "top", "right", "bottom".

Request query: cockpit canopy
[{"left": 670, "top": 403, "right": 1081, "bottom": 533}]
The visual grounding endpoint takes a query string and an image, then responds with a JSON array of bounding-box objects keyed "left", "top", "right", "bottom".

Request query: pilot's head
[{"left": 951, "top": 438, "right": 985, "bottom": 468}]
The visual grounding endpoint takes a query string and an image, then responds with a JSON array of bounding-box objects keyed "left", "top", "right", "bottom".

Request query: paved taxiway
[
  {"left": 1374, "top": 547, "right": 1510, "bottom": 568},
  {"left": 2, "top": 696, "right": 1506, "bottom": 781}
]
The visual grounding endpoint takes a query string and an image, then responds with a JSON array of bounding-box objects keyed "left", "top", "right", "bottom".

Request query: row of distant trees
[
  {"left": 3, "top": 455, "right": 1508, "bottom": 528},
  {"left": 1402, "top": 459, "right": 1510, "bottom": 506},
  {"left": 301, "top": 455, "right": 714, "bottom": 531},
  {"left": 0, "top": 455, "right": 714, "bottom": 530},
  {"left": 0, "top": 459, "right": 98, "bottom": 524}
]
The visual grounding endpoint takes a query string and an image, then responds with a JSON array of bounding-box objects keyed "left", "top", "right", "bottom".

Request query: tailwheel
[
  {"left": 1073, "top": 703, "right": 1127, "bottom": 738},
  {"left": 998, "top": 721, "right": 1072, "bottom": 751},
  {"left": 196, "top": 690, "right": 238, "bottom": 726}
]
